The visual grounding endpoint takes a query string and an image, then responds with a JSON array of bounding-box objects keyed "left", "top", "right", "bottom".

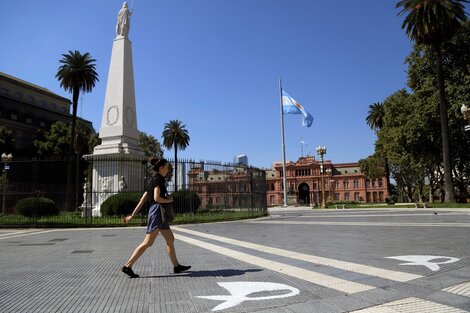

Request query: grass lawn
[{"left": 0, "top": 210, "right": 268, "bottom": 228}]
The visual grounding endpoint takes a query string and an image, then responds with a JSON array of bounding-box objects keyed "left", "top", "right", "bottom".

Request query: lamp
[
  {"left": 1, "top": 153, "right": 13, "bottom": 214},
  {"left": 316, "top": 146, "right": 327, "bottom": 208}
]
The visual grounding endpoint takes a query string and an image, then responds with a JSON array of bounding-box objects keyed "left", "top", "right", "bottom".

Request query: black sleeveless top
[{"left": 146, "top": 173, "right": 167, "bottom": 205}]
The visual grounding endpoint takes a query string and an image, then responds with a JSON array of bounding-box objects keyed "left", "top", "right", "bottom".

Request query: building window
[
  {"left": 25, "top": 117, "right": 33, "bottom": 124},
  {"left": 334, "top": 193, "right": 340, "bottom": 201},
  {"left": 372, "top": 179, "right": 376, "bottom": 187},
  {"left": 27, "top": 95, "right": 35, "bottom": 104},
  {"left": 10, "top": 113, "right": 18, "bottom": 120},
  {"left": 15, "top": 92, "right": 22, "bottom": 100},
  {"left": 354, "top": 192, "right": 360, "bottom": 202},
  {"left": 353, "top": 180, "right": 359, "bottom": 188},
  {"left": 0, "top": 87, "right": 9, "bottom": 95},
  {"left": 345, "top": 192, "right": 350, "bottom": 201},
  {"left": 295, "top": 169, "right": 311, "bottom": 177},
  {"left": 379, "top": 179, "right": 383, "bottom": 187},
  {"left": 343, "top": 180, "right": 349, "bottom": 189},
  {"left": 365, "top": 180, "right": 370, "bottom": 188}
]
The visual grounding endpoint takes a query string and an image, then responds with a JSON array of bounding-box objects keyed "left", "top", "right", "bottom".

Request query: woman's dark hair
[{"left": 149, "top": 158, "right": 168, "bottom": 174}]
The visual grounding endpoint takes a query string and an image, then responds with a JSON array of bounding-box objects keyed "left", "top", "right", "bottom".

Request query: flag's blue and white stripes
[{"left": 282, "top": 90, "right": 313, "bottom": 127}]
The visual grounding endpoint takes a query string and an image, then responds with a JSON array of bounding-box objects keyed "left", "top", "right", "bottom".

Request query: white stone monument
[{"left": 84, "top": 2, "right": 146, "bottom": 217}]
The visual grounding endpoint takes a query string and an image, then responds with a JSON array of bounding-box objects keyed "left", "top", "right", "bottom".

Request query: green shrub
[
  {"left": 16, "top": 197, "right": 59, "bottom": 218},
  {"left": 172, "top": 190, "right": 201, "bottom": 214},
  {"left": 100, "top": 192, "right": 141, "bottom": 216}
]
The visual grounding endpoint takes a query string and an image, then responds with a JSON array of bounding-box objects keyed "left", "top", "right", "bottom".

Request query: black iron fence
[{"left": 0, "top": 157, "right": 267, "bottom": 227}]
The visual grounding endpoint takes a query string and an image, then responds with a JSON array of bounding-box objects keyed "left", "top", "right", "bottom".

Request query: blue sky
[{"left": 2, "top": 0, "right": 424, "bottom": 168}]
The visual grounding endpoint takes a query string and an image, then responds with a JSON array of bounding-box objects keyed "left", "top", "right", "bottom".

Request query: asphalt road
[{"left": 0, "top": 207, "right": 469, "bottom": 312}]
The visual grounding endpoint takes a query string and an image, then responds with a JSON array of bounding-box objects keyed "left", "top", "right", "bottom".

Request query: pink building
[{"left": 266, "top": 156, "right": 389, "bottom": 206}]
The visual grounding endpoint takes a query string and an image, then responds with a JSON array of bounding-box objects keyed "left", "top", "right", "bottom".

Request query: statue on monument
[
  {"left": 119, "top": 176, "right": 128, "bottom": 192},
  {"left": 116, "top": 2, "right": 133, "bottom": 38}
]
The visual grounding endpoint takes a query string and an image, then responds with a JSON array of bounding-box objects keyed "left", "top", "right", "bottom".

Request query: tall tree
[
  {"left": 139, "top": 131, "right": 164, "bottom": 158},
  {"left": 162, "top": 120, "right": 190, "bottom": 191},
  {"left": 396, "top": 0, "right": 468, "bottom": 202},
  {"left": 56, "top": 50, "right": 99, "bottom": 209},
  {"left": 34, "top": 121, "right": 96, "bottom": 157},
  {"left": 406, "top": 21, "right": 470, "bottom": 201},
  {"left": 366, "top": 102, "right": 385, "bottom": 130},
  {"left": 366, "top": 102, "right": 391, "bottom": 199},
  {"left": 0, "top": 126, "right": 15, "bottom": 154}
]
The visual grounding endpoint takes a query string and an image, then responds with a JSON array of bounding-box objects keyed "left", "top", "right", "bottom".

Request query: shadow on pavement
[{"left": 139, "top": 268, "right": 262, "bottom": 279}]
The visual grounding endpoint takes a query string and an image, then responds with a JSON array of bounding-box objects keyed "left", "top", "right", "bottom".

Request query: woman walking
[{"left": 121, "top": 158, "right": 191, "bottom": 278}]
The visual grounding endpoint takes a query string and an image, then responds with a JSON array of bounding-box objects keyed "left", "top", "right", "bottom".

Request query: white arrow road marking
[
  {"left": 385, "top": 255, "right": 460, "bottom": 271},
  {"left": 196, "top": 282, "right": 299, "bottom": 311},
  {"left": 173, "top": 226, "right": 421, "bottom": 282}
]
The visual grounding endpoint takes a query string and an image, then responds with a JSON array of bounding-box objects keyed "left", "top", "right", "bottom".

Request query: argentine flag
[{"left": 282, "top": 90, "right": 313, "bottom": 128}]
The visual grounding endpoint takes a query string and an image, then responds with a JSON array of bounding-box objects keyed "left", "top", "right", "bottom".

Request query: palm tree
[
  {"left": 162, "top": 120, "right": 190, "bottom": 191},
  {"left": 56, "top": 50, "right": 99, "bottom": 210},
  {"left": 396, "top": 0, "right": 468, "bottom": 202},
  {"left": 366, "top": 102, "right": 391, "bottom": 200},
  {"left": 366, "top": 102, "right": 385, "bottom": 130}
]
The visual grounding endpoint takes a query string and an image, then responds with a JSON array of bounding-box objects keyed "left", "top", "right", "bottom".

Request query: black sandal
[
  {"left": 174, "top": 265, "right": 191, "bottom": 274},
  {"left": 122, "top": 266, "right": 139, "bottom": 278}
]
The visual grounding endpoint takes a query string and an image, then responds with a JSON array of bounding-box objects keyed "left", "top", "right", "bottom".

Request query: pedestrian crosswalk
[
  {"left": 442, "top": 281, "right": 470, "bottom": 298},
  {"left": 249, "top": 220, "right": 470, "bottom": 228},
  {"left": 173, "top": 226, "right": 469, "bottom": 312},
  {"left": 350, "top": 297, "right": 468, "bottom": 313},
  {"left": 173, "top": 226, "right": 421, "bottom": 294}
]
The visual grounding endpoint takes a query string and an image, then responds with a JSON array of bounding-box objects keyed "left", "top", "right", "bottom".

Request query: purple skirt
[{"left": 146, "top": 203, "right": 170, "bottom": 233}]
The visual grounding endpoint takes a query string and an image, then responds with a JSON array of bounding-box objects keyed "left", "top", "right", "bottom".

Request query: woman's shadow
[{"left": 140, "top": 268, "right": 262, "bottom": 278}]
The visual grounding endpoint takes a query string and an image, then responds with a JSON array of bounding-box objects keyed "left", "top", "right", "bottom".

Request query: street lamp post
[
  {"left": 461, "top": 103, "right": 470, "bottom": 132},
  {"left": 325, "top": 168, "right": 332, "bottom": 202},
  {"left": 1, "top": 153, "right": 13, "bottom": 214},
  {"left": 316, "top": 146, "right": 327, "bottom": 208},
  {"left": 330, "top": 179, "right": 335, "bottom": 202}
]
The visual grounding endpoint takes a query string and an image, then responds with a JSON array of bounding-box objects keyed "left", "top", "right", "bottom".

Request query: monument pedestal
[{"left": 84, "top": 153, "right": 146, "bottom": 216}]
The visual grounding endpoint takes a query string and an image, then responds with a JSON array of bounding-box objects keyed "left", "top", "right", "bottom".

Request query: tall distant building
[
  {"left": 0, "top": 71, "right": 93, "bottom": 155},
  {"left": 233, "top": 154, "right": 248, "bottom": 166}
]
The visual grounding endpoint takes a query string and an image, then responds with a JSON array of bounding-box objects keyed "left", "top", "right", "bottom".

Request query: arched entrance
[{"left": 298, "top": 183, "right": 310, "bottom": 205}]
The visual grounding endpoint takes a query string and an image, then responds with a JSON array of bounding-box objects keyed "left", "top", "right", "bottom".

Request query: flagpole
[{"left": 280, "top": 79, "right": 288, "bottom": 207}]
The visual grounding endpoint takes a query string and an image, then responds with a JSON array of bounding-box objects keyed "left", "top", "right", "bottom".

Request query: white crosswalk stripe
[
  {"left": 442, "top": 281, "right": 470, "bottom": 297},
  {"left": 0, "top": 229, "right": 55, "bottom": 240},
  {"left": 350, "top": 297, "right": 468, "bottom": 313},
  {"left": 249, "top": 220, "right": 470, "bottom": 227},
  {"left": 173, "top": 226, "right": 425, "bottom": 295},
  {"left": 173, "top": 226, "right": 421, "bottom": 283},
  {"left": 174, "top": 232, "right": 374, "bottom": 294}
]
